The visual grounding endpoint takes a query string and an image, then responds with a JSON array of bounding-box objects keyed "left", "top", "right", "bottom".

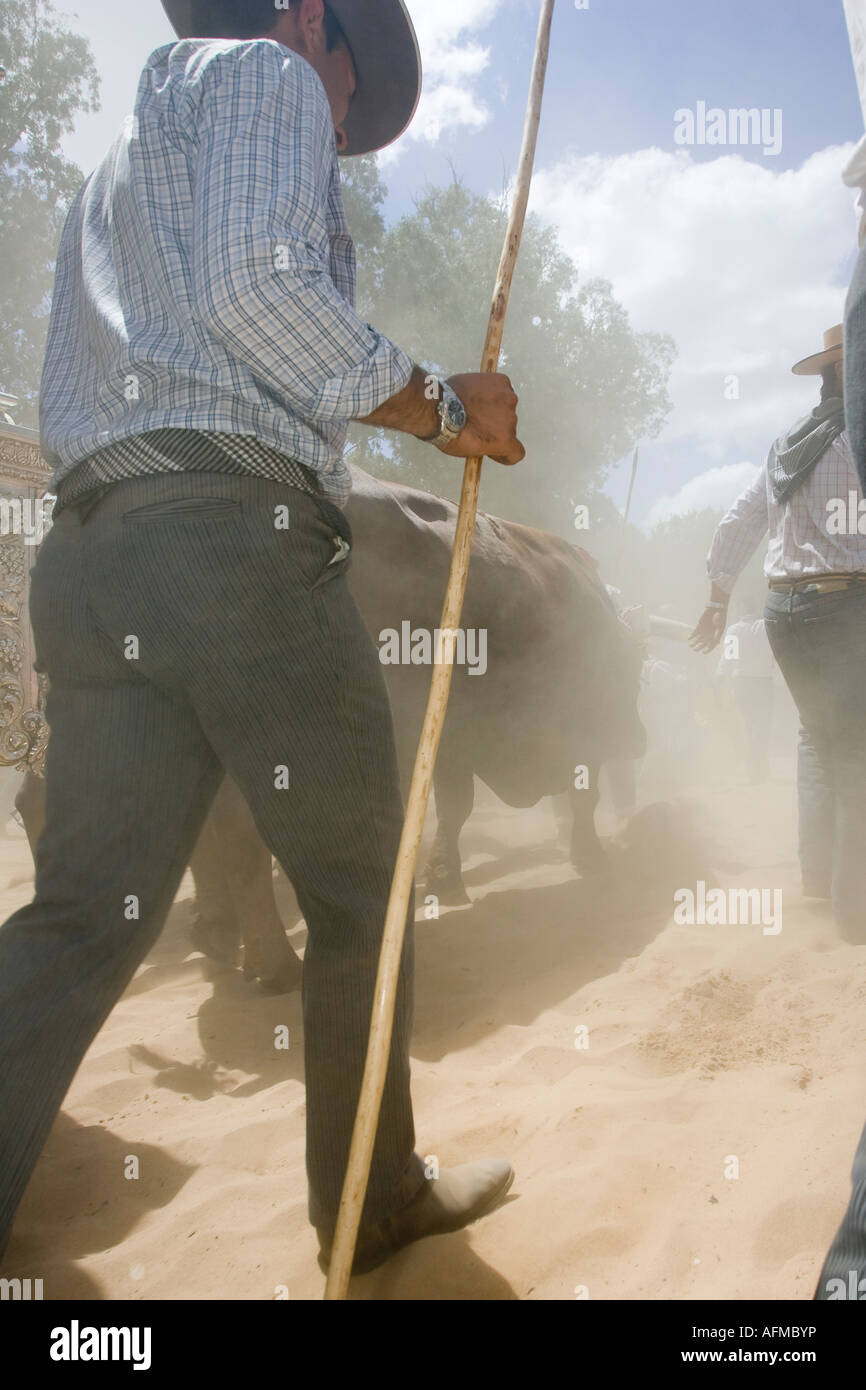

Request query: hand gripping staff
[{"left": 324, "top": 0, "right": 557, "bottom": 1300}]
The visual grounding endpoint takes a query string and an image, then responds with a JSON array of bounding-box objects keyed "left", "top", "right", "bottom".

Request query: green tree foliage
[
  {"left": 346, "top": 175, "right": 676, "bottom": 536},
  {"left": 338, "top": 154, "right": 387, "bottom": 310},
  {"left": 0, "top": 0, "right": 98, "bottom": 423}
]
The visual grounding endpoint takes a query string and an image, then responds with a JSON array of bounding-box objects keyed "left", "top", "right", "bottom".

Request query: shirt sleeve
[
  {"left": 706, "top": 466, "right": 769, "bottom": 593},
  {"left": 190, "top": 43, "right": 414, "bottom": 423}
]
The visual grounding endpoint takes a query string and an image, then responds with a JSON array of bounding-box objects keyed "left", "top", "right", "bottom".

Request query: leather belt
[{"left": 767, "top": 573, "right": 866, "bottom": 595}]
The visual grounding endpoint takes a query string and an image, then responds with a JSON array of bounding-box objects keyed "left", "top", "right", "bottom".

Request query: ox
[{"left": 344, "top": 466, "right": 645, "bottom": 892}]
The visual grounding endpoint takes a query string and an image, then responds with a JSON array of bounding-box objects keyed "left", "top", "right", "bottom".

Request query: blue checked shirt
[{"left": 39, "top": 39, "right": 415, "bottom": 504}]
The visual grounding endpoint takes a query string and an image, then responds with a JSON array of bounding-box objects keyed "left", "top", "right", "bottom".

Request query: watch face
[{"left": 445, "top": 393, "right": 467, "bottom": 431}]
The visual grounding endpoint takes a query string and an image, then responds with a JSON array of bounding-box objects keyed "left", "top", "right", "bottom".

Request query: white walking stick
[{"left": 324, "top": 0, "right": 557, "bottom": 1300}]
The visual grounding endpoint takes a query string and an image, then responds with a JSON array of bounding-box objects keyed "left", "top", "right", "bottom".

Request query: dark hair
[{"left": 189, "top": 0, "right": 344, "bottom": 47}]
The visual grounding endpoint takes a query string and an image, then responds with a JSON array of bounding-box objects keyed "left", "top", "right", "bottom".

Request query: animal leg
[
  {"left": 207, "top": 776, "right": 302, "bottom": 993},
  {"left": 424, "top": 757, "right": 474, "bottom": 906},
  {"left": 569, "top": 767, "right": 608, "bottom": 876},
  {"left": 188, "top": 808, "right": 243, "bottom": 969}
]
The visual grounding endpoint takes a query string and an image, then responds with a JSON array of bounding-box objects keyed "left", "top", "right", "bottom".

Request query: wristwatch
[{"left": 422, "top": 379, "right": 467, "bottom": 451}]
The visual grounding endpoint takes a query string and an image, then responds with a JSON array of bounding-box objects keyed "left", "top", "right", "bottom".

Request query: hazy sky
[{"left": 54, "top": 0, "right": 866, "bottom": 525}]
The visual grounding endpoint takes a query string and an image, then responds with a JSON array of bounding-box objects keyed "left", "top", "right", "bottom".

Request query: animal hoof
[
  {"left": 424, "top": 865, "right": 471, "bottom": 907},
  {"left": 244, "top": 953, "right": 303, "bottom": 995},
  {"left": 571, "top": 849, "right": 609, "bottom": 879},
  {"left": 189, "top": 916, "right": 241, "bottom": 968}
]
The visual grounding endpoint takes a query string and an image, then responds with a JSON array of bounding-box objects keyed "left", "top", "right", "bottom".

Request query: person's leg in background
[
  {"left": 811, "top": 588, "right": 866, "bottom": 941},
  {"left": 767, "top": 585, "right": 866, "bottom": 938},
  {"left": 764, "top": 592, "right": 835, "bottom": 899},
  {"left": 0, "top": 503, "right": 224, "bottom": 1258},
  {"left": 794, "top": 736, "right": 835, "bottom": 897}
]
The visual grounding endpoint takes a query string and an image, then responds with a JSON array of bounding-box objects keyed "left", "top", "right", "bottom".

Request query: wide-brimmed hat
[
  {"left": 792, "top": 323, "right": 843, "bottom": 376},
  {"left": 161, "top": 1, "right": 421, "bottom": 157}
]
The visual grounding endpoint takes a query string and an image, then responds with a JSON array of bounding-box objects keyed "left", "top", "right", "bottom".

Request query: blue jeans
[{"left": 764, "top": 584, "right": 866, "bottom": 940}]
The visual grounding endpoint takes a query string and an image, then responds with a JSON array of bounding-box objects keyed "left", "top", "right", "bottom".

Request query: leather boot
[{"left": 317, "top": 1158, "right": 515, "bottom": 1276}]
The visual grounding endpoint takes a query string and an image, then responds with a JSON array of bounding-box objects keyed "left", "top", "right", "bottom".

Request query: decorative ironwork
[{"left": 0, "top": 425, "right": 52, "bottom": 775}]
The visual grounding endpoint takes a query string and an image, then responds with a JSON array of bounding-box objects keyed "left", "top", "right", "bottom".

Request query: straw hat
[{"left": 791, "top": 323, "right": 844, "bottom": 376}]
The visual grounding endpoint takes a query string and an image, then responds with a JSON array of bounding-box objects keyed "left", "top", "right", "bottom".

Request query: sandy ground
[{"left": 2, "top": 753, "right": 866, "bottom": 1301}]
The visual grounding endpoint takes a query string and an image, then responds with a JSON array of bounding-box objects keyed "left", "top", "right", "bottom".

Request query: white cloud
[
  {"left": 529, "top": 143, "right": 859, "bottom": 482},
  {"left": 403, "top": 79, "right": 491, "bottom": 146},
  {"left": 644, "top": 461, "right": 760, "bottom": 529},
  {"left": 384, "top": 0, "right": 507, "bottom": 157},
  {"left": 410, "top": 0, "right": 503, "bottom": 65}
]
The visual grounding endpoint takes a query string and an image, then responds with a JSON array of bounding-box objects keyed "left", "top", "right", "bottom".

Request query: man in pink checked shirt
[{"left": 690, "top": 325, "right": 866, "bottom": 944}]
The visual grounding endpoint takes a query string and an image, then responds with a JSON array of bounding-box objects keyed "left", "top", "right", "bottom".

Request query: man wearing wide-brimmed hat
[
  {"left": 690, "top": 324, "right": 866, "bottom": 944},
  {"left": 0, "top": 0, "right": 521, "bottom": 1279}
]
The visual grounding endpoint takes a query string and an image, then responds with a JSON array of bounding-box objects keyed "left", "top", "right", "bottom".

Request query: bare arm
[
  {"left": 689, "top": 583, "right": 733, "bottom": 654},
  {"left": 360, "top": 366, "right": 524, "bottom": 466},
  {"left": 689, "top": 470, "right": 769, "bottom": 653}
]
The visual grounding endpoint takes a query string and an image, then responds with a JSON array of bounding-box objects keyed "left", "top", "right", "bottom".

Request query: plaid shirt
[
  {"left": 707, "top": 431, "right": 866, "bottom": 591},
  {"left": 39, "top": 39, "right": 415, "bottom": 505}
]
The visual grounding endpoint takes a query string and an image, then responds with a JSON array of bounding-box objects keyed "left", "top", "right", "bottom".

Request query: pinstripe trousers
[{"left": 0, "top": 470, "right": 425, "bottom": 1253}]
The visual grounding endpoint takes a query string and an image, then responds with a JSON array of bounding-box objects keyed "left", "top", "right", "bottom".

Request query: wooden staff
[
  {"left": 324, "top": 0, "right": 557, "bottom": 1300},
  {"left": 623, "top": 446, "right": 639, "bottom": 528},
  {"left": 614, "top": 445, "right": 639, "bottom": 584}
]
